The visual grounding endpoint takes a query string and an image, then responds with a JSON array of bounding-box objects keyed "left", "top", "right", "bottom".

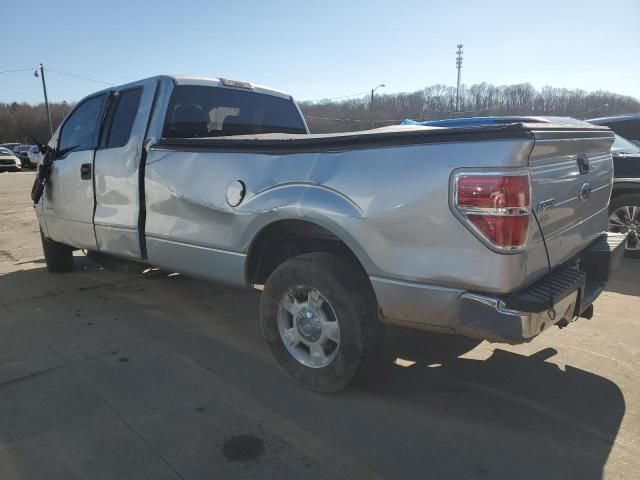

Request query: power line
[
  {"left": 0, "top": 66, "right": 114, "bottom": 86},
  {"left": 46, "top": 68, "right": 114, "bottom": 86},
  {"left": 309, "top": 91, "right": 371, "bottom": 102},
  {"left": 0, "top": 68, "right": 33, "bottom": 74}
]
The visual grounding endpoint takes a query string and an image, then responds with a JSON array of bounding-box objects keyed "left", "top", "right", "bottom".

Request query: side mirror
[{"left": 54, "top": 145, "right": 79, "bottom": 160}]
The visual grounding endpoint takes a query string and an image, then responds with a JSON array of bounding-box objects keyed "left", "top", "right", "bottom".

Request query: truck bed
[{"left": 153, "top": 122, "right": 612, "bottom": 153}]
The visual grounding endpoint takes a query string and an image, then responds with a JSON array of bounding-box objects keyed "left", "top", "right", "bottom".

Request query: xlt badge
[{"left": 537, "top": 198, "right": 555, "bottom": 213}]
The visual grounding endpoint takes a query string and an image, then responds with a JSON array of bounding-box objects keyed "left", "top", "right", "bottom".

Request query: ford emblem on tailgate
[{"left": 579, "top": 182, "right": 592, "bottom": 201}]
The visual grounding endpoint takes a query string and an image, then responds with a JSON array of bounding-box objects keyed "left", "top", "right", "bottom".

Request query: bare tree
[{"left": 0, "top": 101, "right": 72, "bottom": 143}]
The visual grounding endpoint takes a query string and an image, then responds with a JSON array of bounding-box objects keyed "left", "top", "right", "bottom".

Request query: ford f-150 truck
[{"left": 33, "top": 75, "right": 626, "bottom": 392}]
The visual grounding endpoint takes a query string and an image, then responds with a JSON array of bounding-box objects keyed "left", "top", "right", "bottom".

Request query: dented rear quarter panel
[{"left": 144, "top": 137, "right": 537, "bottom": 292}]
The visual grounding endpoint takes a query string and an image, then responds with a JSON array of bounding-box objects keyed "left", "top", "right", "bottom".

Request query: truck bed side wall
[{"left": 144, "top": 138, "right": 533, "bottom": 300}]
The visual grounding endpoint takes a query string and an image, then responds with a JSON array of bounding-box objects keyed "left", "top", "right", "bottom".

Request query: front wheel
[
  {"left": 40, "top": 229, "right": 74, "bottom": 273},
  {"left": 260, "top": 252, "right": 381, "bottom": 393},
  {"left": 608, "top": 193, "right": 640, "bottom": 258}
]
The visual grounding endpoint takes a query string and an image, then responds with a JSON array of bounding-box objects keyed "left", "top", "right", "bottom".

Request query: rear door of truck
[
  {"left": 526, "top": 124, "right": 615, "bottom": 281},
  {"left": 93, "top": 77, "right": 159, "bottom": 259}
]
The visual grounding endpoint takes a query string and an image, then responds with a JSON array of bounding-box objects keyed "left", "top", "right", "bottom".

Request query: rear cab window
[{"left": 162, "top": 85, "right": 307, "bottom": 138}]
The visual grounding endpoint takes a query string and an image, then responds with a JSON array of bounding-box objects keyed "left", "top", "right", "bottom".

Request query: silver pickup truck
[{"left": 34, "top": 75, "right": 626, "bottom": 392}]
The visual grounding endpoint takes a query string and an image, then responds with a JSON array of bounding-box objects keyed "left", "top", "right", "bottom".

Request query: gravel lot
[{"left": 1, "top": 171, "right": 639, "bottom": 479}]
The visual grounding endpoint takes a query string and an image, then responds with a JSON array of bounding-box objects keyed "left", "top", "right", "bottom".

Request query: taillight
[{"left": 453, "top": 172, "right": 530, "bottom": 250}]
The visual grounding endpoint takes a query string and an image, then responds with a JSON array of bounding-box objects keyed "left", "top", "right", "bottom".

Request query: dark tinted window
[
  {"left": 610, "top": 120, "right": 640, "bottom": 142},
  {"left": 106, "top": 88, "right": 142, "bottom": 148},
  {"left": 163, "top": 85, "right": 306, "bottom": 138},
  {"left": 60, "top": 94, "right": 106, "bottom": 151}
]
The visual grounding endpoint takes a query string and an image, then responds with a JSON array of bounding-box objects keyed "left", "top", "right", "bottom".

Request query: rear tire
[
  {"left": 40, "top": 229, "right": 74, "bottom": 273},
  {"left": 260, "top": 252, "right": 381, "bottom": 393},
  {"left": 608, "top": 193, "right": 640, "bottom": 258}
]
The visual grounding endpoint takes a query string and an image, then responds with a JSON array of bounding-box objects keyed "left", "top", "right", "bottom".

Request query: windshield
[
  {"left": 612, "top": 134, "right": 640, "bottom": 154},
  {"left": 0, "top": 147, "right": 13, "bottom": 155}
]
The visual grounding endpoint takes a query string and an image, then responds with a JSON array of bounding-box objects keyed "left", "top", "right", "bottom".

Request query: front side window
[
  {"left": 59, "top": 94, "right": 106, "bottom": 151},
  {"left": 105, "top": 88, "right": 143, "bottom": 148},
  {"left": 162, "top": 85, "right": 307, "bottom": 138}
]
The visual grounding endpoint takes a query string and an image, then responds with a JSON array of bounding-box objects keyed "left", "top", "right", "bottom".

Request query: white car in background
[
  {"left": 27, "top": 145, "right": 43, "bottom": 166},
  {"left": 0, "top": 147, "right": 21, "bottom": 172}
]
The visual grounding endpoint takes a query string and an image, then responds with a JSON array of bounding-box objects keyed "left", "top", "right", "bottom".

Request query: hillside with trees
[
  {"left": 300, "top": 83, "right": 640, "bottom": 133},
  {"left": 0, "top": 102, "right": 72, "bottom": 144},
  {"left": 1, "top": 82, "right": 638, "bottom": 142}
]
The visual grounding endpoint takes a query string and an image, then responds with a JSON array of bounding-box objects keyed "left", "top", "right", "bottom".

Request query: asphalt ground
[{"left": 1, "top": 170, "right": 639, "bottom": 479}]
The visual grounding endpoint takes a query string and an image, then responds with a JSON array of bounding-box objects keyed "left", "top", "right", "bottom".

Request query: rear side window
[
  {"left": 59, "top": 94, "right": 106, "bottom": 151},
  {"left": 105, "top": 88, "right": 142, "bottom": 148},
  {"left": 162, "top": 85, "right": 307, "bottom": 138}
]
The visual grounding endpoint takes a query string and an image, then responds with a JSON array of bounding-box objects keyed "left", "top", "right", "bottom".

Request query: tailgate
[{"left": 526, "top": 124, "right": 615, "bottom": 280}]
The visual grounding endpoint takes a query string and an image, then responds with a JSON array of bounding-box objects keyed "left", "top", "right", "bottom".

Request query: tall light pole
[
  {"left": 34, "top": 63, "right": 53, "bottom": 137},
  {"left": 370, "top": 83, "right": 385, "bottom": 128},
  {"left": 456, "top": 44, "right": 463, "bottom": 112}
]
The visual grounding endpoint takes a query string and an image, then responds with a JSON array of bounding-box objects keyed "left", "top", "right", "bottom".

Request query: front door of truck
[{"left": 43, "top": 92, "right": 109, "bottom": 249}]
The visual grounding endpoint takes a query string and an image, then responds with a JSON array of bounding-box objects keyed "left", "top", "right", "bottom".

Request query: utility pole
[
  {"left": 370, "top": 83, "right": 385, "bottom": 129},
  {"left": 456, "top": 44, "right": 463, "bottom": 112},
  {"left": 34, "top": 63, "right": 53, "bottom": 137}
]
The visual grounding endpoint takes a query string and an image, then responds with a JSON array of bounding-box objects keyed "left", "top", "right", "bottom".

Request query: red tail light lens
[
  {"left": 454, "top": 173, "right": 530, "bottom": 250},
  {"left": 457, "top": 175, "right": 530, "bottom": 210}
]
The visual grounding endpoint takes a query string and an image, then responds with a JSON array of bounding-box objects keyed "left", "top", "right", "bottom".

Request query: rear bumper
[
  {"left": 457, "top": 232, "right": 626, "bottom": 343},
  {"left": 372, "top": 232, "right": 627, "bottom": 343}
]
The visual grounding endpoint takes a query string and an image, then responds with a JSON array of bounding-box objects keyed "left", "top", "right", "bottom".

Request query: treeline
[
  {"left": 299, "top": 83, "right": 640, "bottom": 133},
  {"left": 1, "top": 83, "right": 639, "bottom": 142},
  {"left": 0, "top": 102, "right": 72, "bottom": 144}
]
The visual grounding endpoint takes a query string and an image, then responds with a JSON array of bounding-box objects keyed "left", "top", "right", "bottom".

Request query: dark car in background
[
  {"left": 402, "top": 116, "right": 640, "bottom": 257},
  {"left": 606, "top": 135, "right": 640, "bottom": 256},
  {"left": 16, "top": 145, "right": 35, "bottom": 168},
  {"left": 589, "top": 113, "right": 640, "bottom": 146}
]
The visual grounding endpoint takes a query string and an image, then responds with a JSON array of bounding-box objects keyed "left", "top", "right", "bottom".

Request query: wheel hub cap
[
  {"left": 296, "top": 308, "right": 322, "bottom": 342},
  {"left": 276, "top": 285, "right": 341, "bottom": 368}
]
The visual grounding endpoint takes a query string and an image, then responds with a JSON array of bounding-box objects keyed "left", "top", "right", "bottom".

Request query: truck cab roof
[{"left": 92, "top": 75, "right": 292, "bottom": 101}]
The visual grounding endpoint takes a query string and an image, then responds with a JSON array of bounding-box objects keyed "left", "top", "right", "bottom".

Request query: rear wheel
[
  {"left": 260, "top": 252, "right": 381, "bottom": 393},
  {"left": 608, "top": 193, "right": 640, "bottom": 258},
  {"left": 40, "top": 229, "right": 74, "bottom": 272}
]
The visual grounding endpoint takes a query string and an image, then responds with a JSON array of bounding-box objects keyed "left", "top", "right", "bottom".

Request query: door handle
[{"left": 80, "top": 163, "right": 92, "bottom": 180}]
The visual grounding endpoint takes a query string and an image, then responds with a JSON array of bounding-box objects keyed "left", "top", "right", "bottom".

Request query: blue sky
[{"left": 1, "top": 0, "right": 639, "bottom": 104}]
